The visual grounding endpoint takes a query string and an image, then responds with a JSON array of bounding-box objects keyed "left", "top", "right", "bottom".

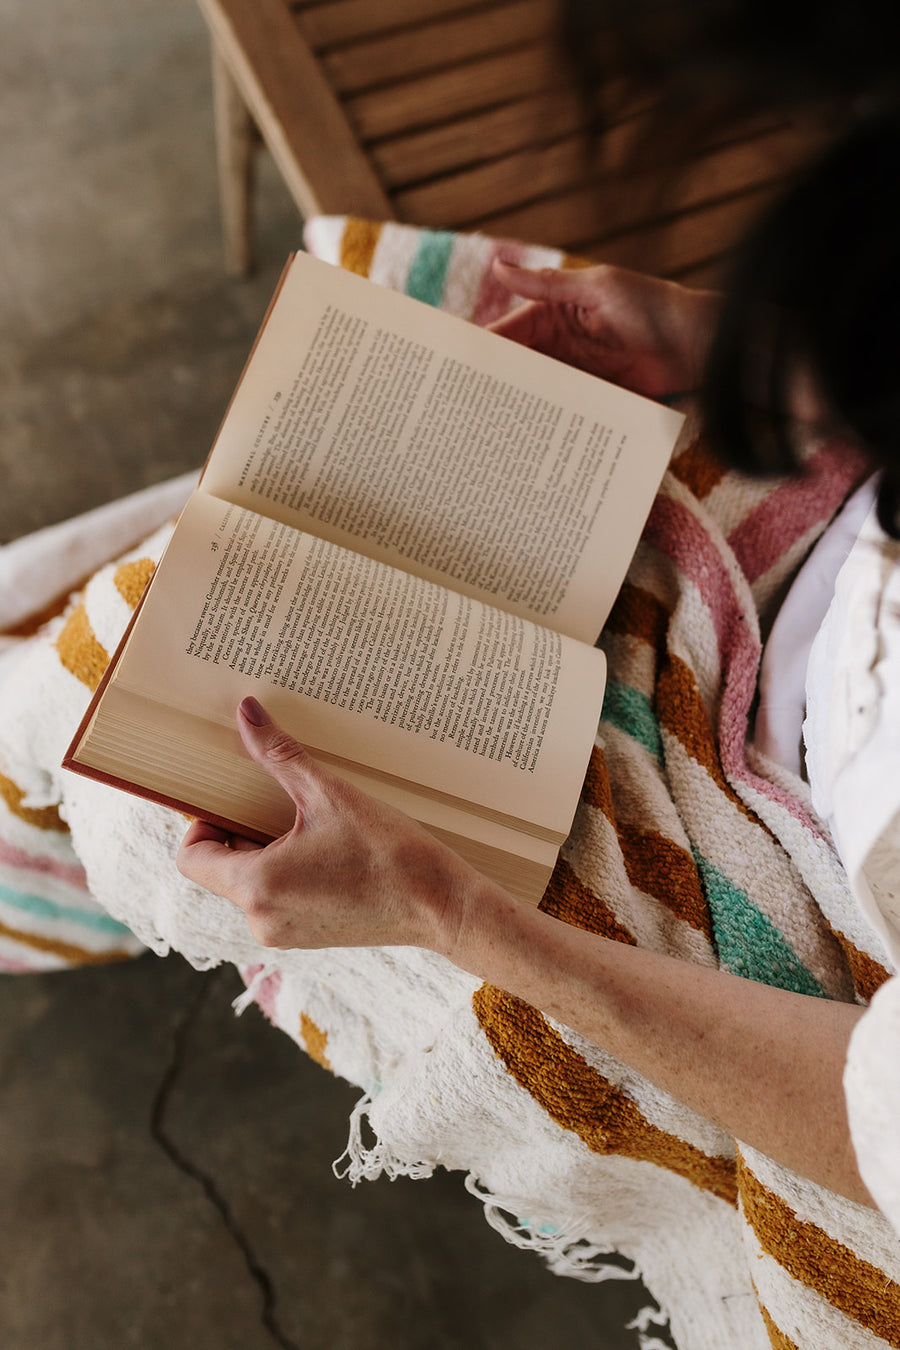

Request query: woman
[{"left": 169, "top": 4, "right": 900, "bottom": 1343}]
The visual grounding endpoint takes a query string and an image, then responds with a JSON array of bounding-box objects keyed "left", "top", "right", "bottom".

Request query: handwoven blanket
[{"left": 2, "top": 217, "right": 900, "bottom": 1350}]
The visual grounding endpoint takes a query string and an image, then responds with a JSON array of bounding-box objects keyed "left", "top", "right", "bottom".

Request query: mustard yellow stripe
[
  {"left": 658, "top": 653, "right": 763, "bottom": 828},
  {"left": 299, "top": 1012, "right": 332, "bottom": 1071},
  {"left": 738, "top": 1155, "right": 900, "bottom": 1342},
  {"left": 757, "top": 1300, "right": 801, "bottom": 1350},
  {"left": 825, "top": 920, "right": 891, "bottom": 1002},
  {"left": 617, "top": 822, "right": 712, "bottom": 938},
  {"left": 0, "top": 914, "right": 135, "bottom": 966},
  {"left": 604, "top": 581, "right": 671, "bottom": 651},
  {"left": 669, "top": 435, "right": 728, "bottom": 500},
  {"left": 113, "top": 557, "right": 155, "bottom": 609},
  {"left": 338, "top": 218, "right": 382, "bottom": 278},
  {"left": 0, "top": 771, "right": 68, "bottom": 833},
  {"left": 55, "top": 602, "right": 109, "bottom": 691},
  {"left": 541, "top": 856, "right": 637, "bottom": 944},
  {"left": 1, "top": 584, "right": 83, "bottom": 638},
  {"left": 578, "top": 744, "right": 615, "bottom": 817},
  {"left": 474, "top": 983, "right": 737, "bottom": 1205},
  {"left": 571, "top": 743, "right": 712, "bottom": 939}
]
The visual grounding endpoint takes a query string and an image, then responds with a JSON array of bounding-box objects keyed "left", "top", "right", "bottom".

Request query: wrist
[
  {"left": 435, "top": 863, "right": 540, "bottom": 988},
  {"left": 385, "top": 830, "right": 485, "bottom": 959}
]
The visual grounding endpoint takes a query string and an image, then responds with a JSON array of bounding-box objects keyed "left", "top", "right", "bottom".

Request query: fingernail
[{"left": 239, "top": 696, "right": 271, "bottom": 726}]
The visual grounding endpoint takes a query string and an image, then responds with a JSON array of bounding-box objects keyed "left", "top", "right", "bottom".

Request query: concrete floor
[{"left": 0, "top": 2, "right": 669, "bottom": 1345}]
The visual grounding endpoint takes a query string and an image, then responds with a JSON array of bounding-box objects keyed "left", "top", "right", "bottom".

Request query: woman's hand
[
  {"left": 176, "top": 697, "right": 474, "bottom": 954},
  {"left": 490, "top": 259, "right": 721, "bottom": 399}
]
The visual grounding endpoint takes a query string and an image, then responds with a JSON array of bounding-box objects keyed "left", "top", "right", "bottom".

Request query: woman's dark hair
[
  {"left": 561, "top": 0, "right": 900, "bottom": 125},
  {"left": 705, "top": 113, "right": 900, "bottom": 537},
  {"left": 560, "top": 0, "right": 900, "bottom": 535}
]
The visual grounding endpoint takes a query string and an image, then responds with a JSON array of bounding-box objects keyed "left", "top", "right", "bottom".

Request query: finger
[
  {"left": 181, "top": 817, "right": 261, "bottom": 852},
  {"left": 487, "top": 300, "right": 547, "bottom": 347},
  {"left": 176, "top": 823, "right": 243, "bottom": 893},
  {"left": 226, "top": 832, "right": 264, "bottom": 853},
  {"left": 182, "top": 817, "right": 230, "bottom": 848},
  {"left": 492, "top": 258, "right": 596, "bottom": 305},
  {"left": 236, "top": 697, "right": 317, "bottom": 812}
]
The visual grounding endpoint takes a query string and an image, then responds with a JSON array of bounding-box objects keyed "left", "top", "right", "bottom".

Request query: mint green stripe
[
  {"left": 693, "top": 852, "right": 827, "bottom": 998},
  {"left": 405, "top": 231, "right": 455, "bottom": 307},
  {"left": 0, "top": 882, "right": 132, "bottom": 936},
  {"left": 601, "top": 679, "right": 662, "bottom": 761}
]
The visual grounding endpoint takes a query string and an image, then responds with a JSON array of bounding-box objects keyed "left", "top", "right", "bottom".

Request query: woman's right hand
[
  {"left": 490, "top": 259, "right": 721, "bottom": 399},
  {"left": 176, "top": 697, "right": 478, "bottom": 956}
]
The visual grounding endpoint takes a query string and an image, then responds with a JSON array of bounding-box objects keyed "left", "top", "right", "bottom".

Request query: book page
[
  {"left": 201, "top": 252, "right": 684, "bottom": 644},
  {"left": 114, "top": 494, "right": 607, "bottom": 838}
]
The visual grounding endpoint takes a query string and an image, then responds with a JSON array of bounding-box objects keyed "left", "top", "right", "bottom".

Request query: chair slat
[
  {"left": 315, "top": 1, "right": 561, "bottom": 93},
  {"left": 346, "top": 44, "right": 575, "bottom": 141},
  {"left": 372, "top": 94, "right": 587, "bottom": 188},
  {"left": 393, "top": 135, "right": 590, "bottom": 226},
  {"left": 289, "top": 0, "right": 495, "bottom": 48},
  {"left": 373, "top": 93, "right": 593, "bottom": 190}
]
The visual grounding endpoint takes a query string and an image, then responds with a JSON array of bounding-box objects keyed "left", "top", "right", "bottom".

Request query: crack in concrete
[{"left": 150, "top": 967, "right": 301, "bottom": 1350}]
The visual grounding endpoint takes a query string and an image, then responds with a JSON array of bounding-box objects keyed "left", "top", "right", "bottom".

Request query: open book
[{"left": 64, "top": 251, "right": 684, "bottom": 905}]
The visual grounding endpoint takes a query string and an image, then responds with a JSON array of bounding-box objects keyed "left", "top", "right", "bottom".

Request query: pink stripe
[
  {"left": 727, "top": 442, "right": 868, "bottom": 584},
  {"left": 736, "top": 755, "right": 828, "bottom": 834},
  {"left": 472, "top": 239, "right": 525, "bottom": 328},
  {"left": 239, "top": 963, "right": 282, "bottom": 1023},
  {"left": 645, "top": 493, "right": 749, "bottom": 657},
  {"left": 646, "top": 492, "right": 830, "bottom": 836},
  {"left": 0, "top": 954, "right": 45, "bottom": 973},
  {"left": 645, "top": 490, "right": 761, "bottom": 755},
  {"left": 0, "top": 835, "right": 89, "bottom": 890},
  {"left": 717, "top": 628, "right": 827, "bottom": 835}
]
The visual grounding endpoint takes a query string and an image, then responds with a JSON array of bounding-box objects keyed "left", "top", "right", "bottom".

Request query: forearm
[{"left": 444, "top": 871, "right": 871, "bottom": 1206}]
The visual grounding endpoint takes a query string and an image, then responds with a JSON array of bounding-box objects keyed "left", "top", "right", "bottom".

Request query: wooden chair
[{"left": 196, "top": 0, "right": 820, "bottom": 283}]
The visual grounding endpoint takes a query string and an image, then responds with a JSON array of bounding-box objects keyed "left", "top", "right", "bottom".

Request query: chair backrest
[{"left": 199, "top": 0, "right": 823, "bottom": 283}]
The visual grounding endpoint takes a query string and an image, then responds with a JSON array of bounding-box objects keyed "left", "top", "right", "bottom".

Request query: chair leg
[{"left": 211, "top": 41, "right": 256, "bottom": 276}]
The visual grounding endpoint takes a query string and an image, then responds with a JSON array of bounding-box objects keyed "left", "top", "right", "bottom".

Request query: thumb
[
  {"left": 237, "top": 696, "right": 316, "bottom": 807},
  {"left": 492, "top": 258, "right": 587, "bottom": 304}
]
